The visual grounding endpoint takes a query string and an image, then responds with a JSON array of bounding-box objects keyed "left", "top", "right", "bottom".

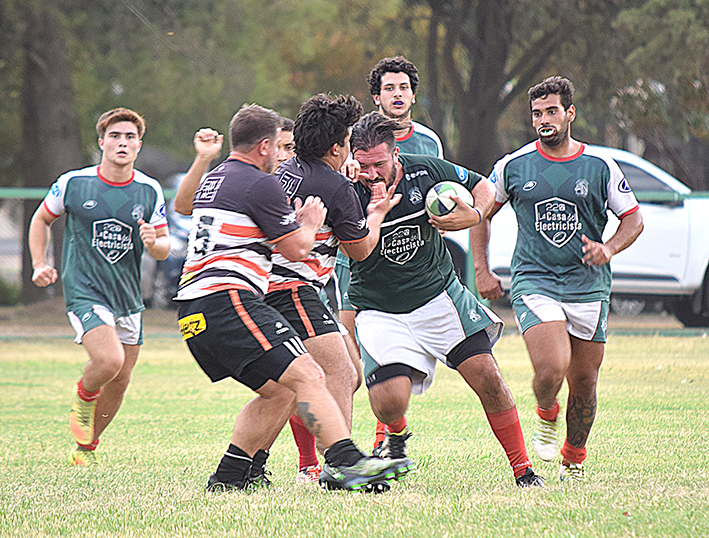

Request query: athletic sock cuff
[
  {"left": 536, "top": 400, "right": 560, "bottom": 422},
  {"left": 560, "top": 439, "right": 587, "bottom": 464},
  {"left": 387, "top": 416, "right": 407, "bottom": 434},
  {"left": 77, "top": 379, "right": 101, "bottom": 401}
]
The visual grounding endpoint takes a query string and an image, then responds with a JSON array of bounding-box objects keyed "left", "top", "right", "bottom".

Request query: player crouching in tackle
[
  {"left": 29, "top": 108, "right": 171, "bottom": 465},
  {"left": 174, "top": 104, "right": 411, "bottom": 492},
  {"left": 348, "top": 112, "right": 544, "bottom": 487}
]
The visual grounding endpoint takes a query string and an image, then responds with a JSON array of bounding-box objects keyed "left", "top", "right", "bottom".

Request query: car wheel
[
  {"left": 610, "top": 297, "right": 646, "bottom": 317},
  {"left": 670, "top": 296, "right": 709, "bottom": 327}
]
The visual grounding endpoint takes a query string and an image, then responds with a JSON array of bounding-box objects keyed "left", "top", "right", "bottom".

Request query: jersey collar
[
  {"left": 535, "top": 140, "right": 585, "bottom": 162},
  {"left": 97, "top": 166, "right": 135, "bottom": 186}
]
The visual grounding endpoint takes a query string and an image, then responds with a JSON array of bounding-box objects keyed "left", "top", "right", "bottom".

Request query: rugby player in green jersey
[
  {"left": 28, "top": 108, "right": 171, "bottom": 465},
  {"left": 471, "top": 77, "right": 644, "bottom": 482},
  {"left": 348, "top": 112, "right": 544, "bottom": 487}
]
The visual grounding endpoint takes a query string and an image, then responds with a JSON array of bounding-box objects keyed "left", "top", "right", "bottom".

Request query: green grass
[{"left": 1, "top": 333, "right": 707, "bottom": 537}]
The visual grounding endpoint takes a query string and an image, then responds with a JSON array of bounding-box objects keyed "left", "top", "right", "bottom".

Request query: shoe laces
[
  {"left": 382, "top": 431, "right": 411, "bottom": 459},
  {"left": 561, "top": 462, "right": 585, "bottom": 481}
]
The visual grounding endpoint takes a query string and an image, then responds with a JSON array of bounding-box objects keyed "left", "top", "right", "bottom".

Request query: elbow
[{"left": 173, "top": 203, "right": 192, "bottom": 216}]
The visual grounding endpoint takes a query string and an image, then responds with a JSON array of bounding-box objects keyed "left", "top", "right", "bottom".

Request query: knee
[{"left": 369, "top": 386, "right": 408, "bottom": 424}]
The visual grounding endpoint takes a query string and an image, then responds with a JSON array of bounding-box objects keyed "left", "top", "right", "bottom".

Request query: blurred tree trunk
[{"left": 20, "top": 3, "right": 83, "bottom": 304}]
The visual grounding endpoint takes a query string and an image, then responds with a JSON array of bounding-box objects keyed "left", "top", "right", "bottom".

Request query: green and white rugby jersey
[
  {"left": 489, "top": 141, "right": 639, "bottom": 303},
  {"left": 396, "top": 121, "right": 444, "bottom": 158},
  {"left": 42, "top": 165, "right": 168, "bottom": 316},
  {"left": 350, "top": 154, "right": 484, "bottom": 313}
]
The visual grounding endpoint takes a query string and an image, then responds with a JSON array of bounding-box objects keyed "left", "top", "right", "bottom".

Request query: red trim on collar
[
  {"left": 395, "top": 125, "right": 415, "bottom": 142},
  {"left": 97, "top": 166, "right": 135, "bottom": 186},
  {"left": 535, "top": 140, "right": 585, "bottom": 162}
]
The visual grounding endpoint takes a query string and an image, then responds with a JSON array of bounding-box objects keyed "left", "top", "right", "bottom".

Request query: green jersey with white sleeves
[
  {"left": 396, "top": 121, "right": 444, "bottom": 158},
  {"left": 350, "top": 154, "right": 484, "bottom": 313},
  {"left": 489, "top": 141, "right": 640, "bottom": 303},
  {"left": 42, "top": 165, "right": 168, "bottom": 316}
]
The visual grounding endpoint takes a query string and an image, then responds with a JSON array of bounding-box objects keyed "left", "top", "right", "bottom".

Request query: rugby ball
[{"left": 425, "top": 181, "right": 475, "bottom": 217}]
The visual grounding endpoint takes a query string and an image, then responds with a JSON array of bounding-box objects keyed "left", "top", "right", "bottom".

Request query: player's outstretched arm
[
  {"left": 277, "top": 196, "right": 327, "bottom": 262},
  {"left": 582, "top": 210, "right": 643, "bottom": 267},
  {"left": 173, "top": 128, "right": 224, "bottom": 216},
  {"left": 342, "top": 182, "right": 401, "bottom": 261},
  {"left": 470, "top": 201, "right": 505, "bottom": 301},
  {"left": 28, "top": 204, "right": 59, "bottom": 288}
]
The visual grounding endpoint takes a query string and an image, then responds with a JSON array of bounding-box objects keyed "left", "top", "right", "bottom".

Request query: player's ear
[
  {"left": 372, "top": 94, "right": 381, "bottom": 107},
  {"left": 567, "top": 104, "right": 576, "bottom": 123},
  {"left": 98, "top": 138, "right": 104, "bottom": 150}
]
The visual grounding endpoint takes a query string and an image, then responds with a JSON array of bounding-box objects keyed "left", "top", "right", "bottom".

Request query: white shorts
[
  {"left": 68, "top": 304, "right": 143, "bottom": 345},
  {"left": 511, "top": 294, "right": 608, "bottom": 342},
  {"left": 356, "top": 286, "right": 502, "bottom": 395}
]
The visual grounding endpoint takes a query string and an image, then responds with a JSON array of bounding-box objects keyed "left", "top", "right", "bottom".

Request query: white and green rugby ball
[{"left": 425, "top": 181, "right": 475, "bottom": 217}]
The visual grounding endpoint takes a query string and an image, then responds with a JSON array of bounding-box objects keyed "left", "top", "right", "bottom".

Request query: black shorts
[
  {"left": 265, "top": 286, "right": 339, "bottom": 340},
  {"left": 177, "top": 289, "right": 308, "bottom": 391}
]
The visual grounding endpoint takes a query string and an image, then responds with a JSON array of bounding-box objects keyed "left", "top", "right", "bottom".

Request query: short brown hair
[
  {"left": 229, "top": 104, "right": 280, "bottom": 152},
  {"left": 528, "top": 76, "right": 575, "bottom": 110},
  {"left": 96, "top": 108, "right": 146, "bottom": 139},
  {"left": 351, "top": 112, "right": 399, "bottom": 154}
]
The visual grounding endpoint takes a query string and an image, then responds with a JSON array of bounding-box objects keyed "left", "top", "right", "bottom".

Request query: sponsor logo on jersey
[
  {"left": 619, "top": 178, "right": 632, "bottom": 193},
  {"left": 92, "top": 218, "right": 134, "bottom": 264},
  {"left": 454, "top": 165, "right": 467, "bottom": 182},
  {"left": 489, "top": 170, "right": 498, "bottom": 184},
  {"left": 179, "top": 313, "right": 207, "bottom": 340},
  {"left": 534, "top": 197, "right": 582, "bottom": 248},
  {"left": 381, "top": 225, "right": 424, "bottom": 265},
  {"left": 280, "top": 210, "right": 297, "bottom": 226},
  {"left": 278, "top": 170, "right": 304, "bottom": 197},
  {"left": 404, "top": 169, "right": 430, "bottom": 182},
  {"left": 574, "top": 179, "right": 589, "bottom": 198},
  {"left": 131, "top": 204, "right": 145, "bottom": 221},
  {"left": 523, "top": 181, "right": 537, "bottom": 191},
  {"left": 408, "top": 186, "right": 423, "bottom": 205},
  {"left": 195, "top": 176, "right": 225, "bottom": 203},
  {"left": 356, "top": 218, "right": 367, "bottom": 230},
  {"left": 50, "top": 183, "right": 61, "bottom": 197},
  {"left": 83, "top": 200, "right": 98, "bottom": 209},
  {"left": 157, "top": 203, "right": 166, "bottom": 219},
  {"left": 275, "top": 321, "right": 289, "bottom": 335}
]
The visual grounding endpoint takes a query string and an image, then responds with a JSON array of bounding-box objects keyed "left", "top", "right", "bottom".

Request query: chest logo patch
[
  {"left": 381, "top": 225, "right": 424, "bottom": 265},
  {"left": 408, "top": 186, "right": 423, "bottom": 205},
  {"left": 92, "top": 218, "right": 134, "bottom": 264},
  {"left": 534, "top": 197, "right": 582, "bottom": 248},
  {"left": 131, "top": 204, "right": 145, "bottom": 221},
  {"left": 83, "top": 200, "right": 97, "bottom": 210},
  {"left": 574, "top": 179, "right": 589, "bottom": 198},
  {"left": 278, "top": 170, "right": 304, "bottom": 198}
]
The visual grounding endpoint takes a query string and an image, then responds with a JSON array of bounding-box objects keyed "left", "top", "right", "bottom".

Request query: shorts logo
[
  {"left": 92, "top": 218, "right": 134, "bottom": 264},
  {"left": 619, "top": 178, "right": 632, "bottom": 193},
  {"left": 381, "top": 225, "right": 424, "bottom": 265},
  {"left": 523, "top": 181, "right": 537, "bottom": 191},
  {"left": 408, "top": 186, "right": 423, "bottom": 205},
  {"left": 83, "top": 200, "right": 98, "bottom": 209},
  {"left": 574, "top": 179, "right": 589, "bottom": 198},
  {"left": 468, "top": 309, "right": 482, "bottom": 322},
  {"left": 195, "top": 176, "right": 224, "bottom": 203},
  {"left": 131, "top": 204, "right": 145, "bottom": 221},
  {"left": 322, "top": 314, "right": 335, "bottom": 325},
  {"left": 275, "top": 321, "right": 289, "bottom": 335},
  {"left": 179, "top": 313, "right": 207, "bottom": 340},
  {"left": 534, "top": 197, "right": 582, "bottom": 248},
  {"left": 520, "top": 312, "right": 527, "bottom": 323},
  {"left": 82, "top": 312, "right": 93, "bottom": 322}
]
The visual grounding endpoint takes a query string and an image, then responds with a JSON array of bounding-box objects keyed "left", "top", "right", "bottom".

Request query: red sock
[
  {"left": 289, "top": 415, "right": 319, "bottom": 469},
  {"left": 77, "top": 379, "right": 100, "bottom": 402},
  {"left": 374, "top": 419, "right": 387, "bottom": 449},
  {"left": 78, "top": 439, "right": 100, "bottom": 451},
  {"left": 387, "top": 416, "right": 407, "bottom": 434},
  {"left": 560, "top": 439, "right": 587, "bottom": 465},
  {"left": 536, "top": 400, "right": 560, "bottom": 422},
  {"left": 486, "top": 406, "right": 532, "bottom": 478}
]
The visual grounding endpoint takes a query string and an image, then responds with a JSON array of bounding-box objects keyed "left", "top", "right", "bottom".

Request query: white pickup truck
[{"left": 444, "top": 145, "right": 709, "bottom": 327}]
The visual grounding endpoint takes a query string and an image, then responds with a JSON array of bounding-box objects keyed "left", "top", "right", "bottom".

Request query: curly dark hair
[
  {"left": 350, "top": 112, "right": 400, "bottom": 154},
  {"left": 280, "top": 116, "right": 294, "bottom": 132},
  {"left": 528, "top": 76, "right": 575, "bottom": 110},
  {"left": 367, "top": 56, "right": 419, "bottom": 97},
  {"left": 293, "top": 94, "right": 363, "bottom": 161}
]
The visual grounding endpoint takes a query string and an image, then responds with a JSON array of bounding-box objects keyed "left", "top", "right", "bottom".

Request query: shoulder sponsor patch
[
  {"left": 179, "top": 312, "right": 207, "bottom": 340},
  {"left": 454, "top": 165, "right": 467, "bottom": 182},
  {"left": 618, "top": 178, "right": 632, "bottom": 193}
]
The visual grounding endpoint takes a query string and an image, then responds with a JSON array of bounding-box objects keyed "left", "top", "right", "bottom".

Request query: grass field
[{"left": 1, "top": 329, "right": 708, "bottom": 537}]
